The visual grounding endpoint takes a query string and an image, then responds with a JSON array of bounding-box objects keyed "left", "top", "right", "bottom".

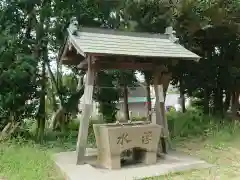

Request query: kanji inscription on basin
[
  {"left": 142, "top": 131, "right": 152, "bottom": 144},
  {"left": 117, "top": 133, "right": 131, "bottom": 145}
]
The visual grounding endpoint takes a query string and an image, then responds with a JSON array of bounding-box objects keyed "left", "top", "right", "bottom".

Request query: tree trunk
[
  {"left": 34, "top": 2, "right": 49, "bottom": 142},
  {"left": 47, "top": 65, "right": 58, "bottom": 112},
  {"left": 203, "top": 87, "right": 210, "bottom": 115},
  {"left": 180, "top": 92, "right": 186, "bottom": 113},
  {"left": 224, "top": 90, "right": 231, "bottom": 112},
  {"left": 219, "top": 88, "right": 224, "bottom": 117},
  {"left": 50, "top": 107, "right": 66, "bottom": 130},
  {"left": 146, "top": 79, "right": 152, "bottom": 121},
  {"left": 0, "top": 122, "right": 11, "bottom": 140},
  {"left": 231, "top": 91, "right": 239, "bottom": 117},
  {"left": 47, "top": 60, "right": 66, "bottom": 130},
  {"left": 123, "top": 84, "right": 130, "bottom": 121},
  {"left": 36, "top": 54, "right": 46, "bottom": 143},
  {"left": 179, "top": 79, "right": 186, "bottom": 113},
  {"left": 37, "top": 115, "right": 45, "bottom": 143},
  {"left": 213, "top": 88, "right": 224, "bottom": 116},
  {"left": 213, "top": 88, "right": 218, "bottom": 114},
  {"left": 46, "top": 60, "right": 64, "bottom": 103},
  {"left": 0, "top": 122, "right": 20, "bottom": 141},
  {"left": 49, "top": 73, "right": 85, "bottom": 130}
]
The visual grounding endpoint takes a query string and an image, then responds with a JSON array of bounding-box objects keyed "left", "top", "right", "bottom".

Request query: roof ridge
[{"left": 78, "top": 27, "right": 170, "bottom": 39}]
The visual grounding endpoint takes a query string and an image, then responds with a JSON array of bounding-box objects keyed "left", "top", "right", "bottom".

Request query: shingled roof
[{"left": 61, "top": 27, "right": 200, "bottom": 62}]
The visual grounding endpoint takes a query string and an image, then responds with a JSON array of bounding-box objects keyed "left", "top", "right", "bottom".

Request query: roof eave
[
  {"left": 67, "top": 28, "right": 86, "bottom": 58},
  {"left": 192, "top": 56, "right": 201, "bottom": 62}
]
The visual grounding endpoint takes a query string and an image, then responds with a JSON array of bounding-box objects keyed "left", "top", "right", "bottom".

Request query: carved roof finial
[
  {"left": 165, "top": 26, "right": 179, "bottom": 43},
  {"left": 68, "top": 17, "right": 79, "bottom": 35}
]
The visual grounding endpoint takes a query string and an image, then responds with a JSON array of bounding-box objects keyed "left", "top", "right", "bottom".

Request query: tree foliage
[
  {"left": 171, "top": 0, "right": 240, "bottom": 116},
  {"left": 0, "top": 0, "right": 240, "bottom": 139}
]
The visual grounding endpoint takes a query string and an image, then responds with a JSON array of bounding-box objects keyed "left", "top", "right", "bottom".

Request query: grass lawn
[
  {"left": 0, "top": 140, "right": 64, "bottom": 180},
  {"left": 1, "top": 124, "right": 240, "bottom": 180},
  {"left": 154, "top": 127, "right": 240, "bottom": 180}
]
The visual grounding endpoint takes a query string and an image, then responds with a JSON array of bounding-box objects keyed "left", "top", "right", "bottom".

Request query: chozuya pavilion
[{"left": 58, "top": 18, "right": 200, "bottom": 170}]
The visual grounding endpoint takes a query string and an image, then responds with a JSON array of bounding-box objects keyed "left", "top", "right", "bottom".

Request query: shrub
[
  {"left": 67, "top": 118, "right": 105, "bottom": 147},
  {"left": 167, "top": 109, "right": 221, "bottom": 138}
]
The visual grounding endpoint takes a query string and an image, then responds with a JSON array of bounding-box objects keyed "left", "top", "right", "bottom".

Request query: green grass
[
  {"left": 0, "top": 123, "right": 96, "bottom": 180},
  {"left": 1, "top": 112, "right": 240, "bottom": 180},
  {"left": 0, "top": 140, "right": 63, "bottom": 180},
  {"left": 146, "top": 121, "right": 240, "bottom": 180}
]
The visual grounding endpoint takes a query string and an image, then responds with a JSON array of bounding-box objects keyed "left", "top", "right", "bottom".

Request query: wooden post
[
  {"left": 146, "top": 80, "right": 152, "bottom": 122},
  {"left": 76, "top": 56, "right": 95, "bottom": 164},
  {"left": 123, "top": 83, "right": 130, "bottom": 121},
  {"left": 153, "top": 67, "right": 169, "bottom": 154},
  {"left": 159, "top": 73, "right": 171, "bottom": 139},
  {"left": 153, "top": 74, "right": 163, "bottom": 125}
]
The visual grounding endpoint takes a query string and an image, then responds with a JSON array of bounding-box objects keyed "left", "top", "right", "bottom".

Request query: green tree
[
  {"left": 0, "top": 1, "right": 38, "bottom": 138},
  {"left": 115, "top": 70, "right": 138, "bottom": 121},
  {"left": 172, "top": 0, "right": 240, "bottom": 116},
  {"left": 95, "top": 71, "right": 120, "bottom": 123}
]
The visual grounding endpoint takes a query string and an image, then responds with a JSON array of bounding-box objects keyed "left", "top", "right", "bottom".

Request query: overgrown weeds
[
  {"left": 1, "top": 110, "right": 240, "bottom": 180},
  {"left": 167, "top": 108, "right": 238, "bottom": 139}
]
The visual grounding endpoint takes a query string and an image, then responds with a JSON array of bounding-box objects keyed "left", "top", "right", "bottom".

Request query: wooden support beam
[
  {"left": 61, "top": 51, "right": 84, "bottom": 65},
  {"left": 77, "top": 59, "right": 88, "bottom": 69},
  {"left": 153, "top": 68, "right": 164, "bottom": 126},
  {"left": 158, "top": 71, "right": 172, "bottom": 139},
  {"left": 94, "top": 62, "right": 155, "bottom": 70},
  {"left": 76, "top": 55, "right": 95, "bottom": 164},
  {"left": 152, "top": 66, "right": 170, "bottom": 154}
]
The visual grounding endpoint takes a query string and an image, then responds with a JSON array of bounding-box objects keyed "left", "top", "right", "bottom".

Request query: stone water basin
[{"left": 93, "top": 122, "right": 162, "bottom": 169}]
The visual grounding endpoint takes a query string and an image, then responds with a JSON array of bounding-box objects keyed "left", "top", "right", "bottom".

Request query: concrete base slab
[{"left": 54, "top": 148, "right": 213, "bottom": 180}]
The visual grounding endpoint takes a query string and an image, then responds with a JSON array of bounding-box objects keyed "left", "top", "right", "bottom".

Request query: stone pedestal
[{"left": 93, "top": 122, "right": 162, "bottom": 169}]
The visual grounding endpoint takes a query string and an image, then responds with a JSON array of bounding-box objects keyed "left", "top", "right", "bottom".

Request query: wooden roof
[{"left": 60, "top": 26, "right": 200, "bottom": 70}]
